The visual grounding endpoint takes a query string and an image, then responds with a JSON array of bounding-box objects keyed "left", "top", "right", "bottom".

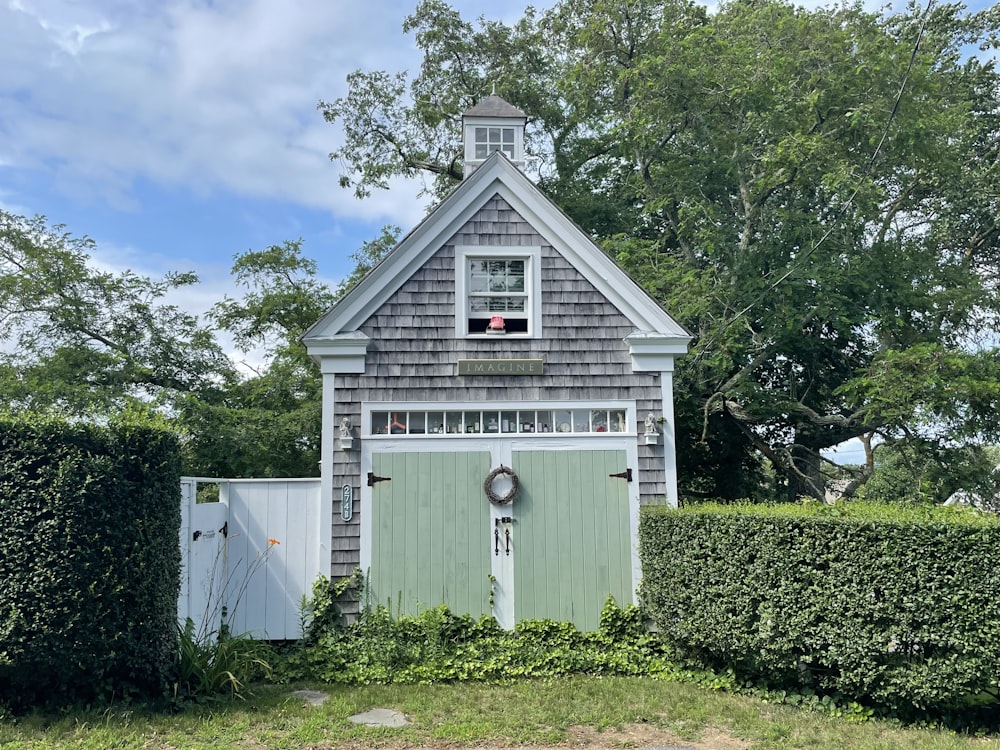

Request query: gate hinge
[
  {"left": 609, "top": 468, "right": 633, "bottom": 482},
  {"left": 367, "top": 472, "right": 391, "bottom": 487}
]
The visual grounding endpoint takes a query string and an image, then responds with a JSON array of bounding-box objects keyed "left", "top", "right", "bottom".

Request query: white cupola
[{"left": 461, "top": 94, "right": 527, "bottom": 177}]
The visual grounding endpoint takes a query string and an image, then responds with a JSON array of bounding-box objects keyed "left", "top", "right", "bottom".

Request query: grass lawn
[{"left": 1, "top": 677, "right": 998, "bottom": 750}]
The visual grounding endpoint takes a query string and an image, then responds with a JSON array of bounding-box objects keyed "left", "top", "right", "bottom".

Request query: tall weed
[{"left": 173, "top": 610, "right": 272, "bottom": 702}]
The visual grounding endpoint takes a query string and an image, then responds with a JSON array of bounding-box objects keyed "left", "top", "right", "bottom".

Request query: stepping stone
[
  {"left": 291, "top": 690, "right": 329, "bottom": 706},
  {"left": 348, "top": 708, "right": 409, "bottom": 727}
]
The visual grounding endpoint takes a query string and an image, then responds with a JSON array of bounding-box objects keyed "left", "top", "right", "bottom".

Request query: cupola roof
[{"left": 462, "top": 94, "right": 526, "bottom": 120}]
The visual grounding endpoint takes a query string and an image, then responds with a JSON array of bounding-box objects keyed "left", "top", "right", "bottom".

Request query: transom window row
[{"left": 370, "top": 409, "right": 630, "bottom": 436}]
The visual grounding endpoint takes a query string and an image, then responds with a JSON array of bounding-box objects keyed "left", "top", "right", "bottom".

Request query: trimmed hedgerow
[
  {"left": 639, "top": 503, "right": 1000, "bottom": 717},
  {"left": 0, "top": 417, "right": 181, "bottom": 711}
]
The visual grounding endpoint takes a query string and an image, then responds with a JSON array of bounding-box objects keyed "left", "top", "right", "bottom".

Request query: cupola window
[
  {"left": 461, "top": 94, "right": 527, "bottom": 176},
  {"left": 474, "top": 127, "right": 516, "bottom": 160}
]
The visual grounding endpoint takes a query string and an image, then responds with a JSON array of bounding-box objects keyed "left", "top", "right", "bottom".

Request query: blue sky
[
  {"left": 0, "top": 0, "right": 516, "bottom": 293},
  {"left": 3, "top": 0, "right": 989, "bottom": 296},
  {"left": 4, "top": 0, "right": 992, "bottom": 465}
]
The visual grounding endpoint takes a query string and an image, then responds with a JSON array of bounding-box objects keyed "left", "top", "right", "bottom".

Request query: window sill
[{"left": 465, "top": 332, "right": 535, "bottom": 339}]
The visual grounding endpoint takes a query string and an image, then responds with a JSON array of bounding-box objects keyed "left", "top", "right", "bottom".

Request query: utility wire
[{"left": 692, "top": 0, "right": 936, "bottom": 365}]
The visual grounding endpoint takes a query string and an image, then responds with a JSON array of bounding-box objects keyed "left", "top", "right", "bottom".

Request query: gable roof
[
  {"left": 462, "top": 95, "right": 527, "bottom": 120},
  {"left": 303, "top": 151, "right": 691, "bottom": 345}
]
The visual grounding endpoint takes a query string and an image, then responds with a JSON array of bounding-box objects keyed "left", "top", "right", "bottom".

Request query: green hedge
[
  {"left": 639, "top": 503, "right": 1000, "bottom": 714},
  {"left": 0, "top": 418, "right": 181, "bottom": 710}
]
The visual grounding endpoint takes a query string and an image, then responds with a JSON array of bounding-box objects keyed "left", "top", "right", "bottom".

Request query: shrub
[
  {"left": 276, "top": 596, "right": 671, "bottom": 685},
  {"left": 639, "top": 502, "right": 1000, "bottom": 718},
  {"left": 0, "top": 417, "right": 181, "bottom": 711}
]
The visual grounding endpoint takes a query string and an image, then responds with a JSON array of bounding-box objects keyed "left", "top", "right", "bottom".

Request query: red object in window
[{"left": 488, "top": 315, "right": 505, "bottom": 330}]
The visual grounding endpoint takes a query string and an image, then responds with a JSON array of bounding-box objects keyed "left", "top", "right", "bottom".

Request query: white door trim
[{"left": 359, "top": 410, "right": 641, "bottom": 626}]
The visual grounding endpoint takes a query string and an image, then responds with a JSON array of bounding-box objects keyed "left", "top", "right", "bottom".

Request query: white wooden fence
[{"left": 178, "top": 477, "right": 323, "bottom": 641}]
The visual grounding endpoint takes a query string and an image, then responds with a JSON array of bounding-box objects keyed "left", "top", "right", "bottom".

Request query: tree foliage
[
  {"left": 179, "top": 232, "right": 398, "bottom": 477},
  {"left": 0, "top": 210, "right": 236, "bottom": 416},
  {"left": 179, "top": 240, "right": 336, "bottom": 477},
  {"left": 0, "top": 209, "right": 399, "bottom": 478},
  {"left": 4, "top": 0, "right": 1000, "bottom": 499},
  {"left": 322, "top": 0, "right": 1000, "bottom": 499}
]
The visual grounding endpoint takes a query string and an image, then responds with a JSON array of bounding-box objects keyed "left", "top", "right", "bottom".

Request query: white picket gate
[{"left": 178, "top": 477, "right": 323, "bottom": 641}]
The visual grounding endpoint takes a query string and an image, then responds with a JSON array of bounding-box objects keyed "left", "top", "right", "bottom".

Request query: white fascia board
[
  {"left": 624, "top": 332, "right": 689, "bottom": 372},
  {"left": 490, "top": 176, "right": 692, "bottom": 340},
  {"left": 303, "top": 152, "right": 692, "bottom": 345},
  {"left": 303, "top": 157, "right": 514, "bottom": 339},
  {"left": 305, "top": 332, "right": 370, "bottom": 373}
]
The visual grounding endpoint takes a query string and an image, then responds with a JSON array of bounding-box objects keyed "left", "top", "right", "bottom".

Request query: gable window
[
  {"left": 456, "top": 247, "right": 541, "bottom": 337},
  {"left": 474, "top": 127, "right": 515, "bottom": 160},
  {"left": 469, "top": 258, "right": 526, "bottom": 332}
]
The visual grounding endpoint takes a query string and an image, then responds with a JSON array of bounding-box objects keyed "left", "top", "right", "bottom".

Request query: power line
[{"left": 692, "top": 0, "right": 937, "bottom": 364}]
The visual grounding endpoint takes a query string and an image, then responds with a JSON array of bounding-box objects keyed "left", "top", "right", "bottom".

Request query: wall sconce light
[
  {"left": 339, "top": 416, "right": 354, "bottom": 450},
  {"left": 644, "top": 412, "right": 660, "bottom": 446}
]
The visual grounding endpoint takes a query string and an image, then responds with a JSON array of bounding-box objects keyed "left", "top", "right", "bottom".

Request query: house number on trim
[{"left": 341, "top": 484, "right": 353, "bottom": 522}]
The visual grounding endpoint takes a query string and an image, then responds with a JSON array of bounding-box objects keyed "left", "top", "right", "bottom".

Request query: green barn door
[
  {"left": 369, "top": 451, "right": 493, "bottom": 617},
  {"left": 512, "top": 449, "right": 632, "bottom": 630}
]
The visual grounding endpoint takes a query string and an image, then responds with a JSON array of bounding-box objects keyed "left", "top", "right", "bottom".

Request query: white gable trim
[
  {"left": 305, "top": 331, "right": 370, "bottom": 373},
  {"left": 303, "top": 153, "right": 691, "bottom": 348},
  {"left": 490, "top": 179, "right": 688, "bottom": 337},
  {"left": 624, "top": 332, "right": 688, "bottom": 372}
]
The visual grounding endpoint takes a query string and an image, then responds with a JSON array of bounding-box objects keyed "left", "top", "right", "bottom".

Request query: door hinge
[
  {"left": 609, "top": 468, "right": 633, "bottom": 482},
  {"left": 367, "top": 472, "right": 391, "bottom": 487}
]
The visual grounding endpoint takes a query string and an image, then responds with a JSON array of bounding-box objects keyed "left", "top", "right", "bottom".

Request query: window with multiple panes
[
  {"left": 369, "top": 408, "right": 631, "bottom": 436},
  {"left": 457, "top": 247, "right": 540, "bottom": 337},
  {"left": 474, "top": 127, "right": 515, "bottom": 160},
  {"left": 467, "top": 257, "right": 527, "bottom": 333}
]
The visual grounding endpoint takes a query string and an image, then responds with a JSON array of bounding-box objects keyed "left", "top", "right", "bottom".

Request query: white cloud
[
  {"left": 0, "top": 0, "right": 429, "bottom": 226},
  {"left": 85, "top": 236, "right": 276, "bottom": 374}
]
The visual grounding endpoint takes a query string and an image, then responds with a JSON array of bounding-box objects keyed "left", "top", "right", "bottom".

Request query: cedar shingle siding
[{"left": 329, "top": 195, "right": 665, "bottom": 587}]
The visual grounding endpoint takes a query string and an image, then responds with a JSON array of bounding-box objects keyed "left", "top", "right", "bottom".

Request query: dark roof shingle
[{"left": 462, "top": 94, "right": 526, "bottom": 119}]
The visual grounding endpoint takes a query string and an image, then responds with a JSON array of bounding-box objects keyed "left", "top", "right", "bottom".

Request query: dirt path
[
  {"left": 560, "top": 722, "right": 750, "bottom": 750},
  {"left": 305, "top": 723, "right": 751, "bottom": 750}
]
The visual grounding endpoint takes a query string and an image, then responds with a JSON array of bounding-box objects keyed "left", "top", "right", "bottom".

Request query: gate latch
[
  {"left": 609, "top": 468, "right": 633, "bottom": 482},
  {"left": 367, "top": 472, "right": 391, "bottom": 486}
]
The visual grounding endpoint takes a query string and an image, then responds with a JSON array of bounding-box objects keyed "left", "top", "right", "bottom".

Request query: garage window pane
[{"left": 368, "top": 405, "right": 634, "bottom": 436}]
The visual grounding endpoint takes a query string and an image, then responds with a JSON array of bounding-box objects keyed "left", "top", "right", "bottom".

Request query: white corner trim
[
  {"left": 306, "top": 332, "right": 370, "bottom": 373},
  {"left": 624, "top": 332, "right": 689, "bottom": 372},
  {"left": 659, "top": 369, "right": 680, "bottom": 508},
  {"left": 318, "top": 373, "right": 336, "bottom": 580}
]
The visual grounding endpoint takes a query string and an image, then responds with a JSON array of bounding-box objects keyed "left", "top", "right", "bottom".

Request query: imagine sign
[{"left": 457, "top": 359, "right": 544, "bottom": 376}]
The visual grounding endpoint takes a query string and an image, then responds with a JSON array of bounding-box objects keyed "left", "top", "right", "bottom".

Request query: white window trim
[
  {"left": 463, "top": 118, "right": 524, "bottom": 166},
  {"left": 364, "top": 400, "right": 635, "bottom": 437},
  {"left": 456, "top": 246, "right": 542, "bottom": 338}
]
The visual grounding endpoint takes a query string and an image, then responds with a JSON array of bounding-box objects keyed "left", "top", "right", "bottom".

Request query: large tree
[
  {"left": 0, "top": 209, "right": 397, "bottom": 478},
  {"left": 0, "top": 210, "right": 235, "bottom": 416},
  {"left": 322, "top": 0, "right": 1000, "bottom": 499},
  {"left": 179, "top": 231, "right": 399, "bottom": 477}
]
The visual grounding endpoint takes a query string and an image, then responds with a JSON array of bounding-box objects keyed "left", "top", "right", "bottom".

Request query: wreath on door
[{"left": 484, "top": 465, "right": 519, "bottom": 505}]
